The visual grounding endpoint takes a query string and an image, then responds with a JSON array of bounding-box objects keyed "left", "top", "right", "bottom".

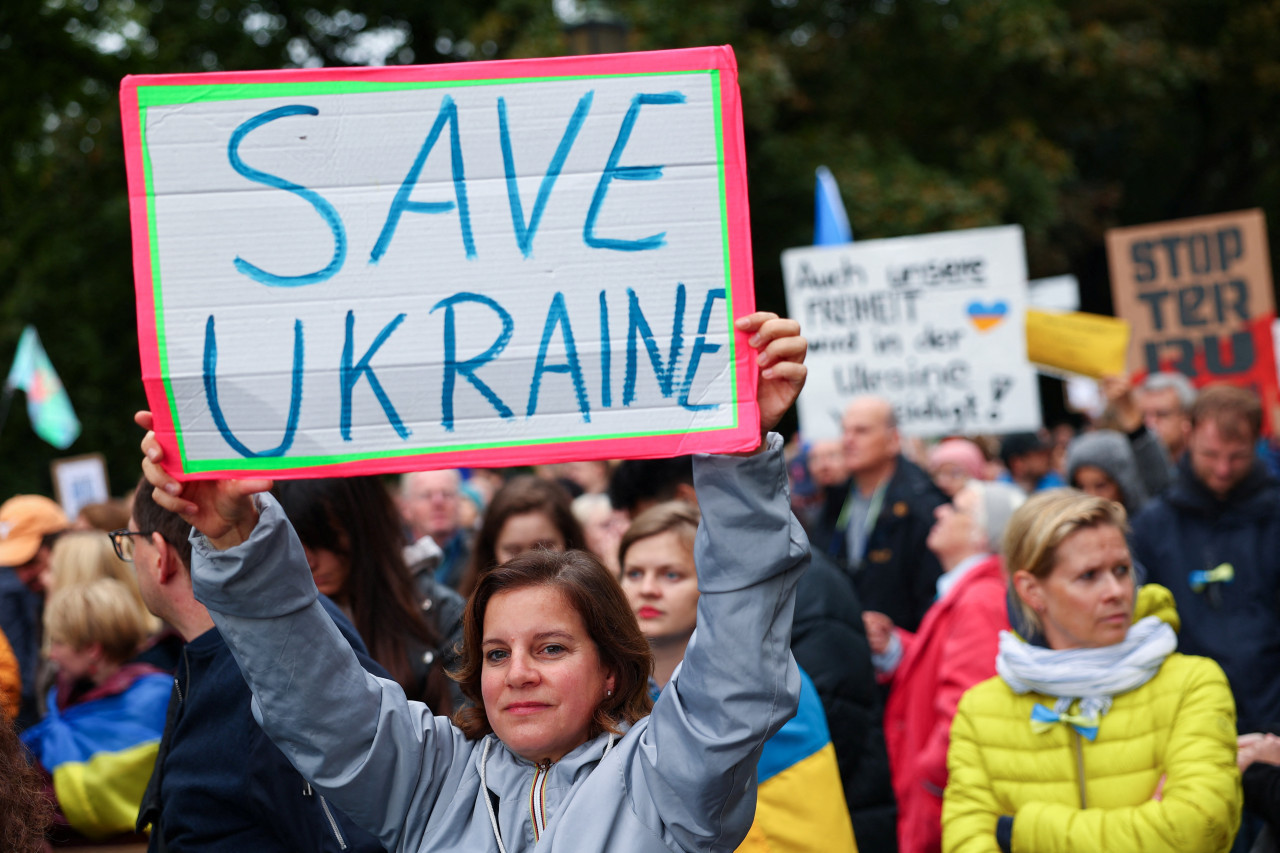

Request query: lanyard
[{"left": 836, "top": 480, "right": 887, "bottom": 540}]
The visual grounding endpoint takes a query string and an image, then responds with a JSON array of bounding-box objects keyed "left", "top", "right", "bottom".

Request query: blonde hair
[
  {"left": 44, "top": 578, "right": 150, "bottom": 665},
  {"left": 47, "top": 531, "right": 160, "bottom": 633},
  {"left": 1001, "top": 489, "right": 1128, "bottom": 635}
]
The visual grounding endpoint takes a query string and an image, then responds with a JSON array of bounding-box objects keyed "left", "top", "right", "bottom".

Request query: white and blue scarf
[{"left": 996, "top": 616, "right": 1177, "bottom": 740}]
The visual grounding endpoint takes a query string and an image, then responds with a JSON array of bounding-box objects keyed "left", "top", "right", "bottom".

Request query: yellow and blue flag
[{"left": 21, "top": 671, "right": 170, "bottom": 839}]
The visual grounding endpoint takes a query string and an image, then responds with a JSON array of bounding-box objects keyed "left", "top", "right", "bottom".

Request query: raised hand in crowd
[
  {"left": 136, "top": 410, "right": 272, "bottom": 548},
  {"left": 736, "top": 311, "right": 807, "bottom": 443},
  {"left": 1099, "top": 373, "right": 1142, "bottom": 433},
  {"left": 1238, "top": 732, "right": 1280, "bottom": 773}
]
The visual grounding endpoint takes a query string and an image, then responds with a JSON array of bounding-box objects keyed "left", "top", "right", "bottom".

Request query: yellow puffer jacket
[{"left": 942, "top": 585, "right": 1241, "bottom": 853}]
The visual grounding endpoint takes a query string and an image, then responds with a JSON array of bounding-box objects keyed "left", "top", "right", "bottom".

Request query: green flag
[{"left": 5, "top": 325, "right": 80, "bottom": 449}]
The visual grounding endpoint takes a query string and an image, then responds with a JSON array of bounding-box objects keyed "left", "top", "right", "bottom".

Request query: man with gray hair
[
  {"left": 813, "top": 395, "right": 948, "bottom": 632},
  {"left": 399, "top": 469, "right": 472, "bottom": 590},
  {"left": 1136, "top": 371, "right": 1196, "bottom": 461}
]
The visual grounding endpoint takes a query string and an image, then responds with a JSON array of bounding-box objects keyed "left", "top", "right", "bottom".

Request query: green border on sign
[
  {"left": 136, "top": 68, "right": 741, "bottom": 471},
  {"left": 182, "top": 420, "right": 734, "bottom": 473}
]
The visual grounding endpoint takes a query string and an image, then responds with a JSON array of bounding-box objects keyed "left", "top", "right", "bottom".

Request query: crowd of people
[{"left": 0, "top": 319, "right": 1277, "bottom": 852}]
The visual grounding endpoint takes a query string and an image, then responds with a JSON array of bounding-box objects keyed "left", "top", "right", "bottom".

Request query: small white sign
[{"left": 51, "top": 453, "right": 110, "bottom": 521}]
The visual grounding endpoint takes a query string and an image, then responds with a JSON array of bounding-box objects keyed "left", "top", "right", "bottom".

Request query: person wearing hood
[
  {"left": 1065, "top": 430, "right": 1150, "bottom": 516},
  {"left": 943, "top": 489, "right": 1241, "bottom": 853}
]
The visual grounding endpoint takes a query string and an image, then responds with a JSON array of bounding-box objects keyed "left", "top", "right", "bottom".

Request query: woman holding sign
[{"left": 137, "top": 312, "right": 809, "bottom": 853}]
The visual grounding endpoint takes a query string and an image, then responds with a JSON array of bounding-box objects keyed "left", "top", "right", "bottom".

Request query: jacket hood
[
  {"left": 1066, "top": 430, "right": 1148, "bottom": 513},
  {"left": 1133, "top": 583, "right": 1180, "bottom": 633}
]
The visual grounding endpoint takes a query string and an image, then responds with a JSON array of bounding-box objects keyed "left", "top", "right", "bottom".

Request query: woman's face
[
  {"left": 495, "top": 511, "right": 566, "bottom": 564},
  {"left": 926, "top": 486, "right": 981, "bottom": 562},
  {"left": 48, "top": 638, "right": 98, "bottom": 682},
  {"left": 582, "top": 506, "right": 628, "bottom": 575},
  {"left": 480, "top": 585, "right": 614, "bottom": 764},
  {"left": 619, "top": 531, "right": 700, "bottom": 645},
  {"left": 1018, "top": 524, "right": 1135, "bottom": 650},
  {"left": 1073, "top": 465, "right": 1122, "bottom": 504},
  {"left": 304, "top": 545, "right": 351, "bottom": 600},
  {"left": 929, "top": 462, "right": 972, "bottom": 498}
]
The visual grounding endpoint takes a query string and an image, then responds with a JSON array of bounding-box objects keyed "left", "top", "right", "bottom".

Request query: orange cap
[{"left": 0, "top": 495, "right": 69, "bottom": 567}]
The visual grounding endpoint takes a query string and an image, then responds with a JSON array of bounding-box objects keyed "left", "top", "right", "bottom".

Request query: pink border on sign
[{"left": 119, "top": 46, "right": 759, "bottom": 480}]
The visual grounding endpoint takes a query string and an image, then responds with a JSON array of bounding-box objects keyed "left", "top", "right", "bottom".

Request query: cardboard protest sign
[
  {"left": 1106, "top": 209, "right": 1278, "bottom": 406},
  {"left": 1025, "top": 310, "right": 1130, "bottom": 379},
  {"left": 119, "top": 47, "right": 758, "bottom": 479},
  {"left": 781, "top": 225, "right": 1040, "bottom": 439}
]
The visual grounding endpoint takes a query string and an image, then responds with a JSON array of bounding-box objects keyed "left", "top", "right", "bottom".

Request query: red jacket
[{"left": 883, "top": 554, "right": 1009, "bottom": 853}]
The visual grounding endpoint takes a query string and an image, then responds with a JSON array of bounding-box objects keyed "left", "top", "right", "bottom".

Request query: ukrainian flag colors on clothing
[
  {"left": 737, "top": 668, "right": 858, "bottom": 852},
  {"left": 5, "top": 325, "right": 81, "bottom": 449},
  {"left": 21, "top": 672, "right": 170, "bottom": 839}
]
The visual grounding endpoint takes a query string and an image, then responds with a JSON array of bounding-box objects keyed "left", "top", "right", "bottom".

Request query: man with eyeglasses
[
  {"left": 0, "top": 494, "right": 69, "bottom": 729},
  {"left": 118, "top": 478, "right": 386, "bottom": 853}
]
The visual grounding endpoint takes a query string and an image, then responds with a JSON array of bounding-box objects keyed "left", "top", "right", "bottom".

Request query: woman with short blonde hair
[
  {"left": 943, "top": 489, "right": 1241, "bottom": 852},
  {"left": 21, "top": 578, "right": 170, "bottom": 842}
]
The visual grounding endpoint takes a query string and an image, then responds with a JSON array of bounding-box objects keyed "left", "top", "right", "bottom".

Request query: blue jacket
[
  {"left": 1130, "top": 456, "right": 1280, "bottom": 733},
  {"left": 137, "top": 596, "right": 387, "bottom": 852}
]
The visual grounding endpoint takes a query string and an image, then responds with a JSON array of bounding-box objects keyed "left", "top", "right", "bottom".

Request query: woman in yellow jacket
[{"left": 942, "top": 489, "right": 1241, "bottom": 853}]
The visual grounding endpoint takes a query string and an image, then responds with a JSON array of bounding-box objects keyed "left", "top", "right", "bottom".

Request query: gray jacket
[{"left": 190, "top": 436, "right": 806, "bottom": 853}]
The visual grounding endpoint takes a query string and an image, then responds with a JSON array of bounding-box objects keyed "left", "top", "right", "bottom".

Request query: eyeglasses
[{"left": 109, "top": 529, "right": 150, "bottom": 562}]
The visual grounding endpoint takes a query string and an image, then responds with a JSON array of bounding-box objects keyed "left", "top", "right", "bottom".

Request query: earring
[{"left": 606, "top": 689, "right": 613, "bottom": 697}]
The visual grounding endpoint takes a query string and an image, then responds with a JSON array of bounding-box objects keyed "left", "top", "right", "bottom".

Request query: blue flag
[
  {"left": 5, "top": 325, "right": 81, "bottom": 449},
  {"left": 813, "top": 165, "right": 853, "bottom": 245}
]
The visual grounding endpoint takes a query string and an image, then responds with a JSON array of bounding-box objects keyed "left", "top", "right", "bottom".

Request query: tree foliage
[{"left": 2, "top": 0, "right": 1278, "bottom": 495}]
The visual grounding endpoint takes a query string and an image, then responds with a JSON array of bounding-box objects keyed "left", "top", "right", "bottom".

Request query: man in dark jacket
[
  {"left": 609, "top": 455, "right": 898, "bottom": 852},
  {"left": 812, "top": 396, "right": 948, "bottom": 633},
  {"left": 1130, "top": 385, "right": 1280, "bottom": 736},
  {"left": 125, "top": 478, "right": 386, "bottom": 853}
]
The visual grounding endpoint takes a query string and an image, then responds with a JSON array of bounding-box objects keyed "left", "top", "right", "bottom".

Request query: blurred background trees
[{"left": 2, "top": 0, "right": 1278, "bottom": 494}]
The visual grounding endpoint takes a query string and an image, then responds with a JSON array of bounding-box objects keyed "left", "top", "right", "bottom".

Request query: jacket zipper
[
  {"left": 529, "top": 760, "right": 552, "bottom": 841},
  {"left": 1073, "top": 730, "right": 1087, "bottom": 808},
  {"left": 303, "top": 782, "right": 348, "bottom": 850},
  {"left": 175, "top": 647, "right": 188, "bottom": 704}
]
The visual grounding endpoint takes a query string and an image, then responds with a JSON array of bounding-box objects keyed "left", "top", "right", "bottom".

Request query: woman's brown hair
[
  {"left": 0, "top": 717, "right": 52, "bottom": 851},
  {"left": 1001, "top": 488, "right": 1129, "bottom": 636},
  {"left": 458, "top": 475, "right": 586, "bottom": 596},
  {"left": 451, "top": 549, "right": 653, "bottom": 741}
]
